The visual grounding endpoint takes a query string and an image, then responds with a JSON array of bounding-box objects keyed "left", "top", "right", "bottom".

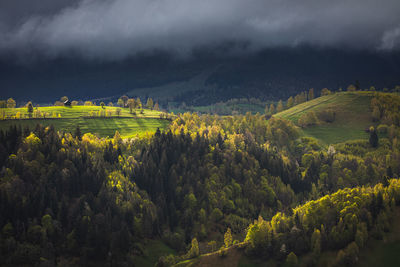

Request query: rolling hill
[
  {"left": 0, "top": 106, "right": 170, "bottom": 138},
  {"left": 274, "top": 91, "right": 377, "bottom": 144}
]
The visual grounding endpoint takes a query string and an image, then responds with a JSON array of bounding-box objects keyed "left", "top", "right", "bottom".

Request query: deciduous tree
[
  {"left": 127, "top": 98, "right": 136, "bottom": 113},
  {"left": 120, "top": 95, "right": 129, "bottom": 107},
  {"left": 7, "top": 98, "right": 16, "bottom": 108},
  {"left": 321, "top": 88, "right": 331, "bottom": 96},
  {"left": 347, "top": 84, "right": 356, "bottom": 91},
  {"left": 117, "top": 98, "right": 124, "bottom": 107}
]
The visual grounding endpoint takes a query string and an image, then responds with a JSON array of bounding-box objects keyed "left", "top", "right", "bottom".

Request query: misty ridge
[{"left": 1, "top": 47, "right": 400, "bottom": 104}]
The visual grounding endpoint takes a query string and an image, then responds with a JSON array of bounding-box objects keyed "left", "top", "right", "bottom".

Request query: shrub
[
  {"left": 298, "top": 111, "right": 319, "bottom": 127},
  {"left": 317, "top": 109, "right": 336, "bottom": 123}
]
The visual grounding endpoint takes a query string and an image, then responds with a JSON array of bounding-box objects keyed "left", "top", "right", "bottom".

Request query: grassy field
[
  {"left": 132, "top": 240, "right": 176, "bottom": 267},
  {"left": 0, "top": 106, "right": 169, "bottom": 138},
  {"left": 1, "top": 105, "right": 162, "bottom": 119},
  {"left": 274, "top": 92, "right": 375, "bottom": 144}
]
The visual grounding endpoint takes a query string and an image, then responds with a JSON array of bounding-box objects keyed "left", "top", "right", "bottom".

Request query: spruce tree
[{"left": 369, "top": 127, "right": 378, "bottom": 147}]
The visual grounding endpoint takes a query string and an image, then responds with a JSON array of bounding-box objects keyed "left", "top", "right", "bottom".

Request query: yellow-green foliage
[
  {"left": 24, "top": 133, "right": 41, "bottom": 147},
  {"left": 244, "top": 179, "right": 400, "bottom": 258},
  {"left": 186, "top": 238, "right": 200, "bottom": 258},
  {"left": 169, "top": 112, "right": 299, "bottom": 150},
  {"left": 275, "top": 92, "right": 378, "bottom": 144},
  {"left": 224, "top": 228, "right": 233, "bottom": 248},
  {"left": 298, "top": 111, "right": 319, "bottom": 128},
  {"left": 0, "top": 105, "right": 169, "bottom": 138},
  {"left": 370, "top": 93, "right": 400, "bottom": 126}
]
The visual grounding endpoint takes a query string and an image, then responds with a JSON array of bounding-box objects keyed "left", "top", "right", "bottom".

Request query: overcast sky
[{"left": 1, "top": 0, "right": 400, "bottom": 61}]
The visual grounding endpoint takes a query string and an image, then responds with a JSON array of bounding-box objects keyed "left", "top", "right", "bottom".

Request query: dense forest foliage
[{"left": 1, "top": 92, "right": 400, "bottom": 266}]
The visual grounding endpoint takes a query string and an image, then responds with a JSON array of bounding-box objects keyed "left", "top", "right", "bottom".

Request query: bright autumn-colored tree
[{"left": 224, "top": 228, "right": 233, "bottom": 248}]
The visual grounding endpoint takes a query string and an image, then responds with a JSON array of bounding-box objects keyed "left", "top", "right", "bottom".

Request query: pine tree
[
  {"left": 287, "top": 96, "right": 294, "bottom": 108},
  {"left": 286, "top": 252, "right": 298, "bottom": 267},
  {"left": 74, "top": 126, "right": 82, "bottom": 140},
  {"left": 265, "top": 104, "right": 269, "bottom": 114},
  {"left": 369, "top": 127, "right": 379, "bottom": 147},
  {"left": 224, "top": 228, "right": 232, "bottom": 248},
  {"left": 146, "top": 98, "right": 154, "bottom": 110},
  {"left": 311, "top": 229, "right": 321, "bottom": 256},
  {"left": 188, "top": 238, "right": 199, "bottom": 258},
  {"left": 276, "top": 100, "right": 284, "bottom": 113},
  {"left": 308, "top": 88, "right": 315, "bottom": 100},
  {"left": 27, "top": 102, "right": 33, "bottom": 118},
  {"left": 269, "top": 103, "right": 275, "bottom": 114}
]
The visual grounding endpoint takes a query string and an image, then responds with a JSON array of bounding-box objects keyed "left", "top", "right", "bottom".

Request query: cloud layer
[{"left": 1, "top": 0, "right": 400, "bottom": 60}]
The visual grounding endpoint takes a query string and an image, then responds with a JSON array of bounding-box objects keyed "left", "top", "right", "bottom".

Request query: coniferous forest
[{"left": 1, "top": 91, "right": 400, "bottom": 266}]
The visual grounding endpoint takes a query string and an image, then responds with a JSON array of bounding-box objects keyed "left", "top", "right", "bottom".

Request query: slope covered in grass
[
  {"left": 0, "top": 106, "right": 162, "bottom": 119},
  {"left": 274, "top": 92, "right": 375, "bottom": 144},
  {"left": 0, "top": 106, "right": 169, "bottom": 138},
  {"left": 133, "top": 240, "right": 177, "bottom": 267}
]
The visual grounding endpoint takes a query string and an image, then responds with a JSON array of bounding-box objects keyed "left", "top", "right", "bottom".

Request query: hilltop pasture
[
  {"left": 0, "top": 106, "right": 169, "bottom": 138},
  {"left": 275, "top": 92, "right": 376, "bottom": 144}
]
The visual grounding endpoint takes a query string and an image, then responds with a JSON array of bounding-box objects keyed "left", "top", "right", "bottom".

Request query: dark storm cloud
[{"left": 1, "top": 0, "right": 400, "bottom": 60}]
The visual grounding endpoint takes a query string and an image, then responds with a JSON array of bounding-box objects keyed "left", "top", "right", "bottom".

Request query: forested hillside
[
  {"left": 1, "top": 91, "right": 400, "bottom": 266},
  {"left": 2, "top": 48, "right": 400, "bottom": 105}
]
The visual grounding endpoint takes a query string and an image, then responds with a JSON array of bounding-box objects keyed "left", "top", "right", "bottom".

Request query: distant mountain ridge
[{"left": 0, "top": 47, "right": 399, "bottom": 105}]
